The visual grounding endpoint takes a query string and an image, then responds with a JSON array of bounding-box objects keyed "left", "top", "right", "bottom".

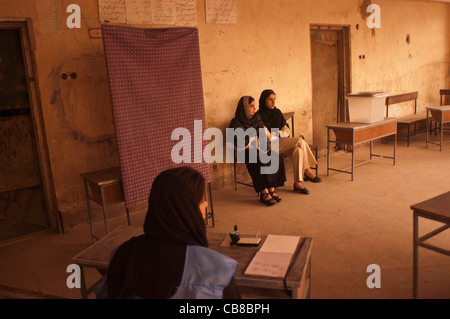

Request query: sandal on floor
[
  {"left": 304, "top": 175, "right": 322, "bottom": 183},
  {"left": 269, "top": 192, "right": 282, "bottom": 203},
  {"left": 260, "top": 192, "right": 276, "bottom": 206},
  {"left": 293, "top": 184, "right": 310, "bottom": 195}
]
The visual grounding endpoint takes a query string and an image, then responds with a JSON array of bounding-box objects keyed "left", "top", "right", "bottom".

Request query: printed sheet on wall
[{"left": 102, "top": 25, "right": 210, "bottom": 208}]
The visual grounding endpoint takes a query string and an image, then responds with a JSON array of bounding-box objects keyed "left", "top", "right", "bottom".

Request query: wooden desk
[
  {"left": 326, "top": 118, "right": 397, "bottom": 180},
  {"left": 212, "top": 233, "right": 312, "bottom": 299},
  {"left": 80, "top": 167, "right": 130, "bottom": 243},
  {"left": 410, "top": 192, "right": 450, "bottom": 299},
  {"left": 72, "top": 226, "right": 312, "bottom": 299},
  {"left": 426, "top": 105, "right": 450, "bottom": 151}
]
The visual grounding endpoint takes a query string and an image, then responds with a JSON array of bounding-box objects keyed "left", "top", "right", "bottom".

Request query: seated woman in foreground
[
  {"left": 257, "top": 89, "right": 322, "bottom": 195},
  {"left": 95, "top": 166, "right": 240, "bottom": 299},
  {"left": 229, "top": 95, "right": 286, "bottom": 206}
]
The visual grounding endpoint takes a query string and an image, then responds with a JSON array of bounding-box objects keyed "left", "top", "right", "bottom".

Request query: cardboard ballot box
[{"left": 346, "top": 92, "right": 389, "bottom": 123}]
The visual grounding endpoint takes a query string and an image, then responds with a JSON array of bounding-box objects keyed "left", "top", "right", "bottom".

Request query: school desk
[{"left": 71, "top": 226, "right": 312, "bottom": 299}]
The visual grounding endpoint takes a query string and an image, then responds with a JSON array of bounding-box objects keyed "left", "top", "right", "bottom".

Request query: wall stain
[
  {"left": 47, "top": 62, "right": 115, "bottom": 146},
  {"left": 360, "top": 0, "right": 376, "bottom": 37}
]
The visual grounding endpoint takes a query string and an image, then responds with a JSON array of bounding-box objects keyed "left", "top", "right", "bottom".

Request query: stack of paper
[{"left": 244, "top": 234, "right": 300, "bottom": 278}]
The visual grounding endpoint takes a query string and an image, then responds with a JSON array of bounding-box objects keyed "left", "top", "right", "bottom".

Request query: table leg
[
  {"left": 100, "top": 187, "right": 109, "bottom": 234},
  {"left": 233, "top": 155, "right": 237, "bottom": 190},
  {"left": 83, "top": 179, "right": 96, "bottom": 243},
  {"left": 351, "top": 139, "right": 355, "bottom": 181},
  {"left": 291, "top": 116, "right": 295, "bottom": 138},
  {"left": 291, "top": 288, "right": 298, "bottom": 299},
  {"left": 370, "top": 140, "right": 373, "bottom": 160},
  {"left": 426, "top": 109, "right": 430, "bottom": 148},
  {"left": 126, "top": 207, "right": 131, "bottom": 226},
  {"left": 413, "top": 211, "right": 418, "bottom": 299},
  {"left": 207, "top": 183, "right": 215, "bottom": 227},
  {"left": 306, "top": 257, "right": 311, "bottom": 299},
  {"left": 327, "top": 128, "right": 330, "bottom": 177},
  {"left": 440, "top": 114, "right": 443, "bottom": 152},
  {"left": 407, "top": 124, "right": 411, "bottom": 147},
  {"left": 394, "top": 133, "right": 397, "bottom": 166},
  {"left": 79, "top": 266, "right": 88, "bottom": 299}
]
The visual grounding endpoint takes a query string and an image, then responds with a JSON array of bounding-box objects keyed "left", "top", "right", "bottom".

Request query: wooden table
[
  {"left": 71, "top": 226, "right": 312, "bottom": 299},
  {"left": 426, "top": 105, "right": 450, "bottom": 151},
  {"left": 410, "top": 191, "right": 450, "bottom": 299},
  {"left": 326, "top": 118, "right": 397, "bottom": 180},
  {"left": 80, "top": 167, "right": 130, "bottom": 243}
]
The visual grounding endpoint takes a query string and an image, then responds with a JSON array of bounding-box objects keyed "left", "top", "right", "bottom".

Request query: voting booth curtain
[{"left": 102, "top": 25, "right": 210, "bottom": 208}]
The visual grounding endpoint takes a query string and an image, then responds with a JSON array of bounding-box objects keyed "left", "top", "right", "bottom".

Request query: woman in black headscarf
[
  {"left": 258, "top": 89, "right": 322, "bottom": 195},
  {"left": 96, "top": 166, "right": 240, "bottom": 299},
  {"left": 229, "top": 96, "right": 286, "bottom": 206}
]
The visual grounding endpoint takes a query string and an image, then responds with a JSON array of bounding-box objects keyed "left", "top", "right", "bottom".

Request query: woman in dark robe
[
  {"left": 229, "top": 96, "right": 286, "bottom": 206},
  {"left": 95, "top": 166, "right": 240, "bottom": 299},
  {"left": 257, "top": 89, "right": 322, "bottom": 195}
]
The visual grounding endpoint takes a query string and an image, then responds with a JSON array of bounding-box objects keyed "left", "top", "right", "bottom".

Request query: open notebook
[{"left": 244, "top": 234, "right": 300, "bottom": 278}]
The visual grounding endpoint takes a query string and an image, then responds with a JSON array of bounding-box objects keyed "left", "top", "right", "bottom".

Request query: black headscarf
[
  {"left": 257, "top": 89, "right": 287, "bottom": 131},
  {"left": 143, "top": 168, "right": 207, "bottom": 247},
  {"left": 229, "top": 96, "right": 265, "bottom": 130},
  {"left": 105, "top": 167, "right": 207, "bottom": 298}
]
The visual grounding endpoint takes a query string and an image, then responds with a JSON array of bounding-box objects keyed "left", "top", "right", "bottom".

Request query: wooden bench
[
  {"left": 386, "top": 92, "right": 425, "bottom": 147},
  {"left": 436, "top": 89, "right": 450, "bottom": 134},
  {"left": 440, "top": 89, "right": 450, "bottom": 106}
]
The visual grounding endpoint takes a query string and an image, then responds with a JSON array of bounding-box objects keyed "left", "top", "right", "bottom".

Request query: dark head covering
[
  {"left": 257, "top": 89, "right": 287, "bottom": 131},
  {"left": 105, "top": 167, "right": 207, "bottom": 298},
  {"left": 143, "top": 167, "right": 207, "bottom": 247},
  {"left": 229, "top": 96, "right": 265, "bottom": 130}
]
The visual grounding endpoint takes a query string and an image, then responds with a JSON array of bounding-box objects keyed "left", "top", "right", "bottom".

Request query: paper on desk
[
  {"left": 244, "top": 252, "right": 292, "bottom": 278},
  {"left": 244, "top": 234, "right": 300, "bottom": 278},
  {"left": 259, "top": 234, "right": 300, "bottom": 255}
]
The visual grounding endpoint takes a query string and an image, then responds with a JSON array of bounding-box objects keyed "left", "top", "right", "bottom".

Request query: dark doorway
[
  {"left": 0, "top": 22, "right": 55, "bottom": 243},
  {"left": 310, "top": 25, "right": 351, "bottom": 155}
]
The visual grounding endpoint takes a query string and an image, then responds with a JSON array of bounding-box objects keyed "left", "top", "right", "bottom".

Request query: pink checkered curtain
[{"left": 102, "top": 25, "right": 210, "bottom": 208}]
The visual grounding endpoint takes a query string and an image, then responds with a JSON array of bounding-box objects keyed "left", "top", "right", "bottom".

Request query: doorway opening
[
  {"left": 310, "top": 25, "right": 351, "bottom": 156},
  {"left": 0, "top": 21, "right": 57, "bottom": 244}
]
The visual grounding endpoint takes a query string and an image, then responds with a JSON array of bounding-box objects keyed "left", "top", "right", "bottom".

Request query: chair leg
[
  {"left": 233, "top": 160, "right": 237, "bottom": 191},
  {"left": 309, "top": 146, "right": 319, "bottom": 173},
  {"left": 204, "top": 183, "right": 215, "bottom": 227},
  {"left": 314, "top": 148, "right": 318, "bottom": 172},
  {"left": 407, "top": 124, "right": 410, "bottom": 147}
]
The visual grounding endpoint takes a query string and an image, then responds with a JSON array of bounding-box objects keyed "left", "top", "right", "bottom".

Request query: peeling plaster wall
[{"left": 0, "top": 0, "right": 448, "bottom": 230}]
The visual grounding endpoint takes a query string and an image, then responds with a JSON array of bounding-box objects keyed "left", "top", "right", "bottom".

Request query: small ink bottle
[
  {"left": 234, "top": 225, "right": 240, "bottom": 242},
  {"left": 229, "top": 225, "right": 240, "bottom": 245}
]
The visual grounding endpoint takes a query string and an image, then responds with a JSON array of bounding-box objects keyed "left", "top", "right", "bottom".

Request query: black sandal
[
  {"left": 293, "top": 184, "right": 310, "bottom": 195},
  {"left": 304, "top": 175, "right": 322, "bottom": 183},
  {"left": 269, "top": 192, "right": 282, "bottom": 203},
  {"left": 260, "top": 192, "right": 276, "bottom": 206}
]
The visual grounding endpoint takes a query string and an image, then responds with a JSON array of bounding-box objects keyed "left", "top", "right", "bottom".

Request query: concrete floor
[{"left": 0, "top": 131, "right": 449, "bottom": 299}]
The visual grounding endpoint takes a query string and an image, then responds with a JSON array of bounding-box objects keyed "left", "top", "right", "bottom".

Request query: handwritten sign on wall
[
  {"left": 205, "top": 0, "right": 236, "bottom": 24},
  {"left": 152, "top": 0, "right": 176, "bottom": 25},
  {"left": 98, "top": 0, "right": 197, "bottom": 26},
  {"left": 126, "top": 0, "right": 153, "bottom": 25},
  {"left": 99, "top": 0, "right": 127, "bottom": 24},
  {"left": 175, "top": 0, "right": 198, "bottom": 26}
]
